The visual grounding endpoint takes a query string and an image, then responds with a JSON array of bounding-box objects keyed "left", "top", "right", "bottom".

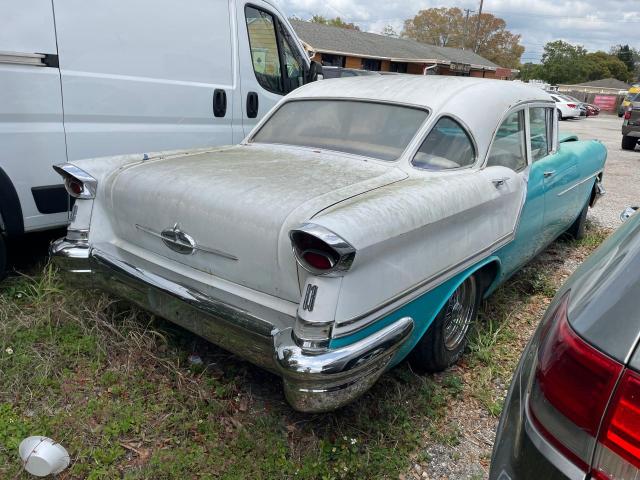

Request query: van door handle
[
  {"left": 492, "top": 177, "right": 509, "bottom": 188},
  {"left": 246, "top": 91, "right": 259, "bottom": 119},
  {"left": 213, "top": 89, "right": 227, "bottom": 117},
  {"left": 543, "top": 170, "right": 556, "bottom": 178}
]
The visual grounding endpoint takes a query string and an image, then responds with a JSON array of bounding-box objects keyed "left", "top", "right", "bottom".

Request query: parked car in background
[
  {"left": 491, "top": 207, "right": 640, "bottom": 480},
  {"left": 51, "top": 76, "right": 606, "bottom": 412},
  {"left": 618, "top": 86, "right": 640, "bottom": 117},
  {"left": 0, "top": 0, "right": 319, "bottom": 277},
  {"left": 322, "top": 66, "right": 379, "bottom": 79},
  {"left": 622, "top": 97, "right": 640, "bottom": 151},
  {"left": 585, "top": 103, "right": 600, "bottom": 117},
  {"left": 548, "top": 93, "right": 582, "bottom": 120}
]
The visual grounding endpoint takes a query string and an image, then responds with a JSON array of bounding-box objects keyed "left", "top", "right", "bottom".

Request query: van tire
[
  {"left": 567, "top": 202, "right": 588, "bottom": 241},
  {"left": 410, "top": 275, "right": 480, "bottom": 372},
  {"left": 622, "top": 136, "right": 637, "bottom": 151},
  {"left": 0, "top": 235, "right": 6, "bottom": 281}
]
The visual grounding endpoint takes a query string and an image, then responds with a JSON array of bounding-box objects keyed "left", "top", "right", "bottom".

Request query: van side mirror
[{"left": 306, "top": 61, "right": 322, "bottom": 83}]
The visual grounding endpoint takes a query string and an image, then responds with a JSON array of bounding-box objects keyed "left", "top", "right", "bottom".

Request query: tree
[
  {"left": 518, "top": 63, "right": 544, "bottom": 82},
  {"left": 381, "top": 25, "right": 399, "bottom": 37},
  {"left": 401, "top": 8, "right": 524, "bottom": 68},
  {"left": 309, "top": 15, "right": 360, "bottom": 31},
  {"left": 539, "top": 40, "right": 588, "bottom": 84},
  {"left": 610, "top": 44, "right": 640, "bottom": 81},
  {"left": 401, "top": 8, "right": 466, "bottom": 48}
]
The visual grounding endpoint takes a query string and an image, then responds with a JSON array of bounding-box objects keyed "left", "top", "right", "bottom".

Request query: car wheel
[
  {"left": 567, "top": 201, "right": 588, "bottom": 241},
  {"left": 410, "top": 275, "right": 480, "bottom": 372},
  {"left": 557, "top": 110, "right": 564, "bottom": 121},
  {"left": 622, "top": 135, "right": 637, "bottom": 151},
  {"left": 0, "top": 234, "right": 6, "bottom": 281}
]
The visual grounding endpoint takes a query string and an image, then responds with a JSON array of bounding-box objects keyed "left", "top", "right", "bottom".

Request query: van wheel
[
  {"left": 0, "top": 235, "right": 6, "bottom": 281},
  {"left": 410, "top": 275, "right": 480, "bottom": 372},
  {"left": 622, "top": 136, "right": 637, "bottom": 151},
  {"left": 567, "top": 202, "right": 588, "bottom": 240}
]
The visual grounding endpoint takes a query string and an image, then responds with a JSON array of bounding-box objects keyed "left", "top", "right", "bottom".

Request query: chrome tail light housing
[
  {"left": 289, "top": 223, "right": 355, "bottom": 276},
  {"left": 53, "top": 163, "right": 97, "bottom": 199}
]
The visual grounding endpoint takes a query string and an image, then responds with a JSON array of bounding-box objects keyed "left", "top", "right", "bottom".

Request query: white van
[{"left": 0, "top": 0, "right": 319, "bottom": 275}]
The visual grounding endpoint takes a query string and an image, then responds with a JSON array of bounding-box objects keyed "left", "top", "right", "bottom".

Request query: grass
[{"left": 0, "top": 224, "right": 611, "bottom": 479}]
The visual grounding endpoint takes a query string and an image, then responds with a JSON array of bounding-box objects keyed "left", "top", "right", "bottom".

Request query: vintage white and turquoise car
[{"left": 51, "top": 76, "right": 606, "bottom": 412}]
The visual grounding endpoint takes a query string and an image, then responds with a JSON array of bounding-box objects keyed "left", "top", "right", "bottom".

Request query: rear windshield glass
[{"left": 251, "top": 100, "right": 429, "bottom": 161}]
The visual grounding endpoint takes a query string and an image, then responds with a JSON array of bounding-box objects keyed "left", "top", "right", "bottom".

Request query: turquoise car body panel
[{"left": 329, "top": 138, "right": 606, "bottom": 368}]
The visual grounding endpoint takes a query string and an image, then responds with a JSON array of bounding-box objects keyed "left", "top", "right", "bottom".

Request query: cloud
[{"left": 276, "top": 0, "right": 640, "bottom": 62}]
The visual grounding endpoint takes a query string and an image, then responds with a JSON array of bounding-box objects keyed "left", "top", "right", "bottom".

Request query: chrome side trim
[
  {"left": 332, "top": 231, "right": 512, "bottom": 337},
  {"left": 135, "top": 224, "right": 238, "bottom": 261},
  {"left": 524, "top": 400, "right": 587, "bottom": 480},
  {"left": 557, "top": 170, "right": 602, "bottom": 197},
  {"left": 0, "top": 51, "right": 45, "bottom": 66},
  {"left": 53, "top": 163, "right": 98, "bottom": 199}
]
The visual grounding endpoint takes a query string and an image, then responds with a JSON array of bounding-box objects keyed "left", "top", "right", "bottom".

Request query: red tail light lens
[
  {"left": 624, "top": 110, "right": 632, "bottom": 120},
  {"left": 592, "top": 370, "right": 640, "bottom": 479},
  {"left": 529, "top": 291, "right": 623, "bottom": 470},
  {"left": 568, "top": 103, "right": 577, "bottom": 108},
  {"left": 66, "top": 178, "right": 84, "bottom": 196},
  {"left": 301, "top": 250, "right": 334, "bottom": 270}
]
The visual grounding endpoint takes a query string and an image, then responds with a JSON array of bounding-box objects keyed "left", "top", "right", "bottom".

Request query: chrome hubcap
[{"left": 442, "top": 277, "right": 477, "bottom": 351}]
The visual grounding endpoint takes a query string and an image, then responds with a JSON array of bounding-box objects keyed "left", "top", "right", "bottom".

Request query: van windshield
[{"left": 251, "top": 100, "right": 429, "bottom": 161}]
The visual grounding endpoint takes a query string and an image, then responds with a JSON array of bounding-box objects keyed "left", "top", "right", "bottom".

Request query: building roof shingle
[
  {"left": 572, "top": 78, "right": 631, "bottom": 90},
  {"left": 290, "top": 20, "right": 501, "bottom": 70}
]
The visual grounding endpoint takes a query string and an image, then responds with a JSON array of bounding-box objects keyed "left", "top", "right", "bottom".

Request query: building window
[
  {"left": 362, "top": 58, "right": 381, "bottom": 71},
  {"left": 390, "top": 62, "right": 407, "bottom": 73},
  {"left": 321, "top": 54, "right": 345, "bottom": 67}
]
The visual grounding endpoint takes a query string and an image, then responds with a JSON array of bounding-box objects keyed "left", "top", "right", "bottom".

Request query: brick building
[{"left": 291, "top": 20, "right": 515, "bottom": 80}]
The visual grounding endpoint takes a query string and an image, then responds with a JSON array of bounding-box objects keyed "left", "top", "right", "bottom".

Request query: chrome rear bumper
[{"left": 51, "top": 238, "right": 414, "bottom": 412}]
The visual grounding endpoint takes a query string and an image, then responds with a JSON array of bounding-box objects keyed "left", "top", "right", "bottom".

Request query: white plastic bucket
[{"left": 19, "top": 436, "right": 70, "bottom": 477}]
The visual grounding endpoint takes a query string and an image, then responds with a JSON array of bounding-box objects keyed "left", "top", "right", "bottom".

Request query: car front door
[
  {"left": 236, "top": 2, "right": 307, "bottom": 137},
  {"left": 529, "top": 105, "right": 581, "bottom": 245}
]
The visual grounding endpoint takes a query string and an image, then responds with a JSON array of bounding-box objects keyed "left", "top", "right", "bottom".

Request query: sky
[{"left": 276, "top": 0, "right": 640, "bottom": 63}]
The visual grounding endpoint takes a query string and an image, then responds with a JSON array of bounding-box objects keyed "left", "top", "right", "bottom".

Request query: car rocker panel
[{"left": 51, "top": 76, "right": 607, "bottom": 412}]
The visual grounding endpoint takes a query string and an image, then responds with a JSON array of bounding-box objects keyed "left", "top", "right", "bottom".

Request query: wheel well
[
  {"left": 474, "top": 260, "right": 501, "bottom": 298},
  {"left": 589, "top": 173, "right": 603, "bottom": 207},
  {"left": 0, "top": 167, "right": 24, "bottom": 237}
]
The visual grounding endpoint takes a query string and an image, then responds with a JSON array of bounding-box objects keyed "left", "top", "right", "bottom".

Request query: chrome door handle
[
  {"left": 492, "top": 177, "right": 509, "bottom": 188},
  {"left": 543, "top": 170, "right": 556, "bottom": 178}
]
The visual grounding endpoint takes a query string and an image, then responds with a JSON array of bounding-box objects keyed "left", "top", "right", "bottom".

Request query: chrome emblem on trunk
[
  {"left": 160, "top": 223, "right": 197, "bottom": 255},
  {"left": 135, "top": 223, "right": 239, "bottom": 261}
]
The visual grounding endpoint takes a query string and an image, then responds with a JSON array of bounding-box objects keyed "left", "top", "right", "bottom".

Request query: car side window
[
  {"left": 530, "top": 107, "right": 554, "bottom": 162},
  {"left": 245, "top": 6, "right": 283, "bottom": 94},
  {"left": 412, "top": 117, "right": 475, "bottom": 170},
  {"left": 486, "top": 110, "right": 527, "bottom": 171},
  {"left": 279, "top": 28, "right": 304, "bottom": 92}
]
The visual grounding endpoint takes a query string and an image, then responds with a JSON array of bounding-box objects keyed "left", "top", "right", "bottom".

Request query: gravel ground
[
  {"left": 406, "top": 114, "right": 633, "bottom": 480},
  {"left": 561, "top": 114, "right": 640, "bottom": 228}
]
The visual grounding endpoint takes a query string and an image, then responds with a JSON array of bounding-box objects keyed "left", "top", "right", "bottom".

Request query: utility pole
[
  {"left": 462, "top": 8, "right": 474, "bottom": 50},
  {"left": 473, "top": 0, "right": 484, "bottom": 53}
]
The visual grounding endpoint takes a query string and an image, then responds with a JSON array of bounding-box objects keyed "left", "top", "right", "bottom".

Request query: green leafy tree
[
  {"left": 518, "top": 63, "right": 544, "bottom": 81},
  {"left": 309, "top": 15, "right": 360, "bottom": 31},
  {"left": 539, "top": 40, "right": 588, "bottom": 84}
]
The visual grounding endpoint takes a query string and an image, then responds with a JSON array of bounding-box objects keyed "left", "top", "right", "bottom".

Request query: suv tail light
[
  {"left": 290, "top": 224, "right": 355, "bottom": 276},
  {"left": 528, "top": 291, "right": 624, "bottom": 471},
  {"left": 591, "top": 370, "right": 640, "bottom": 479}
]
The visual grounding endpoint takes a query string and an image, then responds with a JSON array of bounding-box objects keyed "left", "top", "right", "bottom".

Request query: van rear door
[
  {"left": 53, "top": 0, "right": 235, "bottom": 160},
  {"left": 0, "top": 0, "right": 69, "bottom": 232},
  {"left": 236, "top": 1, "right": 308, "bottom": 136}
]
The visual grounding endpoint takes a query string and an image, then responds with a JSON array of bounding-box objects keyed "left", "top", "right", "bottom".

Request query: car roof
[
  {"left": 289, "top": 75, "right": 551, "bottom": 110},
  {"left": 285, "top": 75, "right": 554, "bottom": 158}
]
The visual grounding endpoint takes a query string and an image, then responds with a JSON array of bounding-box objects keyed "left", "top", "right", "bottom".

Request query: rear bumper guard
[{"left": 50, "top": 238, "right": 414, "bottom": 412}]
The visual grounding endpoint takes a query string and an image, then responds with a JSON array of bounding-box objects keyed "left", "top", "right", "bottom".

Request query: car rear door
[
  {"left": 529, "top": 105, "right": 581, "bottom": 244},
  {"left": 235, "top": 1, "right": 307, "bottom": 136},
  {"left": 53, "top": 0, "right": 235, "bottom": 160},
  {"left": 0, "top": 0, "right": 69, "bottom": 232}
]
